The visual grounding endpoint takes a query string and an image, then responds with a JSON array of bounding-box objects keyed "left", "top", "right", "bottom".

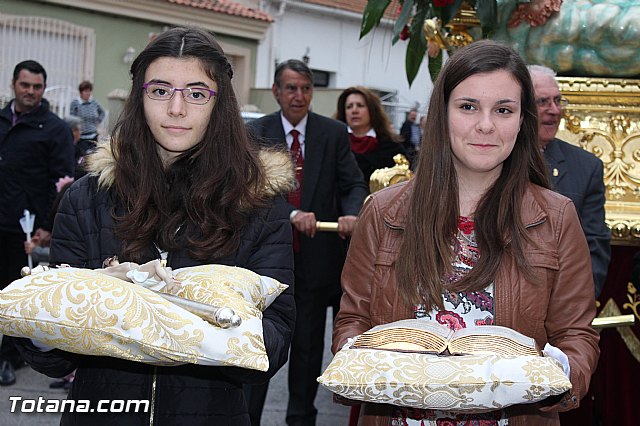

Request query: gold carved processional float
[
  {"left": 557, "top": 79, "right": 640, "bottom": 355},
  {"left": 557, "top": 78, "right": 640, "bottom": 245}
]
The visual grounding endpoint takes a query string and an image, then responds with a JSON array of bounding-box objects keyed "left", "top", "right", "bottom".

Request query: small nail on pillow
[{"left": 0, "top": 265, "right": 287, "bottom": 371}]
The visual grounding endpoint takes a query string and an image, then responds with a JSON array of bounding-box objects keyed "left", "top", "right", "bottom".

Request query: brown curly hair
[{"left": 335, "top": 86, "right": 401, "bottom": 143}]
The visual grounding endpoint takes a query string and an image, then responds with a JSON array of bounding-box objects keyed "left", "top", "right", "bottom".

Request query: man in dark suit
[
  {"left": 529, "top": 65, "right": 611, "bottom": 297},
  {"left": 244, "top": 60, "right": 368, "bottom": 425},
  {"left": 400, "top": 108, "right": 420, "bottom": 165}
]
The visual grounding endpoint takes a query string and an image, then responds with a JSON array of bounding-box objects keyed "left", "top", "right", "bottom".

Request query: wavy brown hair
[
  {"left": 396, "top": 40, "right": 550, "bottom": 309},
  {"left": 335, "top": 86, "right": 401, "bottom": 143},
  {"left": 110, "top": 27, "right": 265, "bottom": 263}
]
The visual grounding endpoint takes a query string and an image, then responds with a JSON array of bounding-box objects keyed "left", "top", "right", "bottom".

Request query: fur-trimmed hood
[{"left": 84, "top": 141, "right": 296, "bottom": 197}]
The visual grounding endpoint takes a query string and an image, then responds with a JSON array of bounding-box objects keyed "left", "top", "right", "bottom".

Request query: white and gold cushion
[
  {"left": 318, "top": 347, "right": 571, "bottom": 411},
  {"left": 173, "top": 264, "right": 284, "bottom": 313},
  {"left": 0, "top": 265, "right": 287, "bottom": 371}
]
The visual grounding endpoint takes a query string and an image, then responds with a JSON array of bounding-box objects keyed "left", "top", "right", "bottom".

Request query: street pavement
[{"left": 1, "top": 308, "right": 350, "bottom": 425}]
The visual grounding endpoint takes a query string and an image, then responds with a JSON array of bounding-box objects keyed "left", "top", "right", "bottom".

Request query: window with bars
[
  {"left": 310, "top": 68, "right": 331, "bottom": 88},
  {"left": 0, "top": 13, "right": 95, "bottom": 118}
]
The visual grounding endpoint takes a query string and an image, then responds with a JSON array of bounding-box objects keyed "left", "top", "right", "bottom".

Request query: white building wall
[{"left": 254, "top": 1, "right": 434, "bottom": 128}]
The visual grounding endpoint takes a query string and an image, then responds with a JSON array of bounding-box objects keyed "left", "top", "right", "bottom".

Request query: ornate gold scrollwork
[
  {"left": 598, "top": 287, "right": 640, "bottom": 364},
  {"left": 623, "top": 282, "right": 640, "bottom": 322},
  {"left": 443, "top": 3, "right": 480, "bottom": 48},
  {"left": 556, "top": 76, "right": 640, "bottom": 244},
  {"left": 423, "top": 3, "right": 480, "bottom": 51},
  {"left": 369, "top": 154, "right": 414, "bottom": 194}
]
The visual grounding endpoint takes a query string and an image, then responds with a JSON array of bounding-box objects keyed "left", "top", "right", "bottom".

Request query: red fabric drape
[{"left": 560, "top": 245, "right": 640, "bottom": 426}]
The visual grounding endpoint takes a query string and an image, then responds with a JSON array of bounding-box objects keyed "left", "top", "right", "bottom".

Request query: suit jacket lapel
[
  {"left": 301, "top": 113, "right": 325, "bottom": 211},
  {"left": 263, "top": 113, "right": 287, "bottom": 147},
  {"left": 544, "top": 138, "right": 566, "bottom": 189}
]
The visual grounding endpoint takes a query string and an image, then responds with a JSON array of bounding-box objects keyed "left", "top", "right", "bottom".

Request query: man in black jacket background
[{"left": 0, "top": 60, "right": 75, "bottom": 386}]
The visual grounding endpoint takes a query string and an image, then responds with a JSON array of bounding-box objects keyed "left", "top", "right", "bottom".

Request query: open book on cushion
[
  {"left": 318, "top": 319, "right": 569, "bottom": 411},
  {"left": 351, "top": 319, "right": 541, "bottom": 356}
]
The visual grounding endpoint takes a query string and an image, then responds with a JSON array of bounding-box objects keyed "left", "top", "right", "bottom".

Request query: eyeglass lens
[
  {"left": 537, "top": 96, "right": 568, "bottom": 108},
  {"left": 144, "top": 83, "right": 215, "bottom": 104}
]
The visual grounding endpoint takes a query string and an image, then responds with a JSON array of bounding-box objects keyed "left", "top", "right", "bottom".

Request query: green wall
[
  {"left": 1, "top": 0, "right": 159, "bottom": 106},
  {"left": 0, "top": 0, "right": 258, "bottom": 110}
]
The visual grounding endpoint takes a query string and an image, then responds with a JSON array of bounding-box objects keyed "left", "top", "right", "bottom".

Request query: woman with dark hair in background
[
  {"left": 335, "top": 86, "right": 408, "bottom": 186},
  {"left": 13, "top": 27, "right": 295, "bottom": 425},
  {"left": 333, "top": 40, "right": 599, "bottom": 425}
]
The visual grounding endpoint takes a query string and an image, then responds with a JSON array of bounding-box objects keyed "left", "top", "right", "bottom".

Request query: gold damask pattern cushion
[
  {"left": 318, "top": 347, "right": 571, "bottom": 411},
  {"left": 173, "top": 264, "right": 285, "bottom": 312},
  {"left": 0, "top": 266, "right": 287, "bottom": 371}
]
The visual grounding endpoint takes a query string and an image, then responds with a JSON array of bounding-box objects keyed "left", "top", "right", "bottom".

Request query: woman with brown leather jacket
[{"left": 333, "top": 40, "right": 599, "bottom": 426}]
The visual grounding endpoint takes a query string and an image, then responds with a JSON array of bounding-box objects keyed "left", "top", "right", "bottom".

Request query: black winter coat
[
  {"left": 353, "top": 136, "right": 407, "bottom": 186},
  {"left": 14, "top": 157, "right": 295, "bottom": 425},
  {"left": 0, "top": 99, "right": 74, "bottom": 232}
]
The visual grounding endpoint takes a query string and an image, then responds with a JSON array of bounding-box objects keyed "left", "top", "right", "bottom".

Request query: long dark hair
[
  {"left": 335, "top": 86, "right": 401, "bottom": 143},
  {"left": 396, "top": 39, "right": 549, "bottom": 309},
  {"left": 111, "top": 27, "right": 265, "bottom": 262}
]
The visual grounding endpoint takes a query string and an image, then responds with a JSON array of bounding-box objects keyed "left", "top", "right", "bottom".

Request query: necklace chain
[{"left": 153, "top": 222, "right": 184, "bottom": 267}]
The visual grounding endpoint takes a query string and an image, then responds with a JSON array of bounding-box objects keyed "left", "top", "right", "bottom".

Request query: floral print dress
[{"left": 390, "top": 217, "right": 508, "bottom": 426}]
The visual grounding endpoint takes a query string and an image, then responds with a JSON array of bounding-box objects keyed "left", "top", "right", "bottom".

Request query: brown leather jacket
[{"left": 332, "top": 180, "right": 600, "bottom": 426}]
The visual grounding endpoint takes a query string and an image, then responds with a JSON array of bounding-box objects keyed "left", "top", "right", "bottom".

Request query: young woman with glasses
[{"left": 12, "top": 27, "right": 296, "bottom": 425}]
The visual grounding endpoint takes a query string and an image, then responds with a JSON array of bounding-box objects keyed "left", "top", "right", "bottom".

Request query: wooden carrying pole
[
  {"left": 592, "top": 314, "right": 635, "bottom": 329},
  {"left": 316, "top": 221, "right": 339, "bottom": 232}
]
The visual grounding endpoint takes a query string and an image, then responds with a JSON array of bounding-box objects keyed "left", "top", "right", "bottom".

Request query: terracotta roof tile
[
  {"left": 302, "top": 0, "right": 400, "bottom": 18},
  {"left": 166, "top": 0, "right": 273, "bottom": 22}
]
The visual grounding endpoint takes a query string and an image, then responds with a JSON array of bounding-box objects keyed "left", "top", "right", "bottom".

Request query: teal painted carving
[{"left": 493, "top": 0, "right": 640, "bottom": 77}]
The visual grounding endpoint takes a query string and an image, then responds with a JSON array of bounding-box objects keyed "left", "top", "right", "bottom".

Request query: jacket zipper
[
  {"left": 383, "top": 219, "right": 403, "bottom": 231},
  {"left": 525, "top": 218, "right": 546, "bottom": 229},
  {"left": 504, "top": 218, "right": 546, "bottom": 246},
  {"left": 149, "top": 366, "right": 157, "bottom": 426},
  {"left": 149, "top": 244, "right": 171, "bottom": 426}
]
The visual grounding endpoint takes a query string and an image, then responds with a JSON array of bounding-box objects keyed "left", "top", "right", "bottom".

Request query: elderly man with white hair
[{"left": 528, "top": 64, "right": 611, "bottom": 297}]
